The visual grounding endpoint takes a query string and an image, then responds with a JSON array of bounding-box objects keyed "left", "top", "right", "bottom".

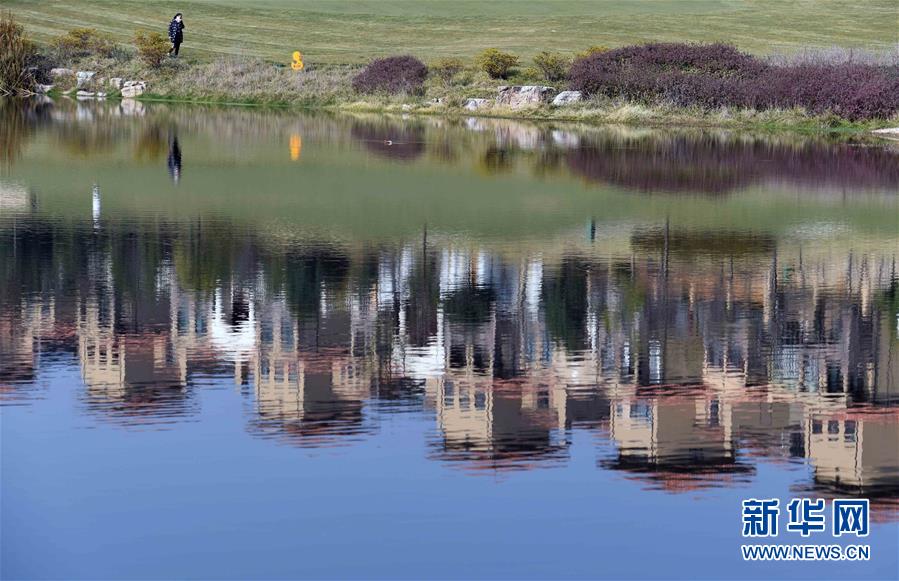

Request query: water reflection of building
[
  {"left": 2, "top": 217, "right": 897, "bottom": 510},
  {"left": 77, "top": 288, "right": 191, "bottom": 424},
  {"left": 806, "top": 412, "right": 899, "bottom": 495},
  {"left": 607, "top": 391, "right": 748, "bottom": 490}
]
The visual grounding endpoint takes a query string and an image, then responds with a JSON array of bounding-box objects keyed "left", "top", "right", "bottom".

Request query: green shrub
[
  {"left": 50, "top": 27, "right": 116, "bottom": 59},
  {"left": 134, "top": 31, "right": 170, "bottom": 67},
  {"left": 518, "top": 66, "right": 543, "bottom": 83},
  {"left": 533, "top": 51, "right": 571, "bottom": 82},
  {"left": 575, "top": 45, "right": 610, "bottom": 60},
  {"left": 0, "top": 13, "right": 32, "bottom": 95},
  {"left": 475, "top": 48, "right": 519, "bottom": 79},
  {"left": 431, "top": 57, "right": 464, "bottom": 84}
]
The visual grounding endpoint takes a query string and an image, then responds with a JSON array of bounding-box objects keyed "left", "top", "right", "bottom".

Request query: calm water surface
[{"left": 1, "top": 99, "right": 898, "bottom": 579}]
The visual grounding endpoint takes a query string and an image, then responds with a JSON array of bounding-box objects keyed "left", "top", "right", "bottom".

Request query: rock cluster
[
  {"left": 45, "top": 69, "right": 147, "bottom": 99},
  {"left": 121, "top": 81, "right": 147, "bottom": 98},
  {"left": 496, "top": 85, "right": 556, "bottom": 108},
  {"left": 463, "top": 86, "right": 582, "bottom": 112}
]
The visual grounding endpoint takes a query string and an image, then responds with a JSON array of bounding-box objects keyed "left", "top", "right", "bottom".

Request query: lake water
[{"left": 1, "top": 98, "right": 897, "bottom": 579}]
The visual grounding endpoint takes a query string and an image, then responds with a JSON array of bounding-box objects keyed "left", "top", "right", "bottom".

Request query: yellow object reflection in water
[{"left": 289, "top": 134, "right": 302, "bottom": 161}]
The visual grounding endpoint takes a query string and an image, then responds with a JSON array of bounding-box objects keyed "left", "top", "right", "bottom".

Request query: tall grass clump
[
  {"left": 160, "top": 58, "right": 353, "bottom": 105},
  {"left": 353, "top": 55, "right": 428, "bottom": 95},
  {"left": 0, "top": 13, "right": 33, "bottom": 96}
]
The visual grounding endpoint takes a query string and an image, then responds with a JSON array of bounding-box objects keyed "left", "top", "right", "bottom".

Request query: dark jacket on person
[{"left": 168, "top": 20, "right": 185, "bottom": 43}]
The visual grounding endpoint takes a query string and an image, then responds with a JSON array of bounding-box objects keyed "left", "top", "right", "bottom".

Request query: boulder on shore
[
  {"left": 50, "top": 68, "right": 73, "bottom": 77},
  {"left": 552, "top": 91, "right": 582, "bottom": 106},
  {"left": 121, "top": 81, "right": 147, "bottom": 98},
  {"left": 35, "top": 83, "right": 54, "bottom": 94},
  {"left": 872, "top": 127, "right": 899, "bottom": 141},
  {"left": 76, "top": 90, "right": 95, "bottom": 99},
  {"left": 109, "top": 77, "right": 123, "bottom": 89},
  {"left": 76, "top": 71, "right": 96, "bottom": 87},
  {"left": 464, "top": 98, "right": 489, "bottom": 111},
  {"left": 495, "top": 85, "right": 556, "bottom": 108}
]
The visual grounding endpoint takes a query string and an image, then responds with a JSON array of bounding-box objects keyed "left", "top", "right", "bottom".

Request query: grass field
[{"left": 5, "top": 0, "right": 898, "bottom": 64}]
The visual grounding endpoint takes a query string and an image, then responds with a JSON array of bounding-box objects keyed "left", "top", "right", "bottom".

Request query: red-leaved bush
[
  {"left": 569, "top": 42, "right": 899, "bottom": 120},
  {"left": 569, "top": 42, "right": 765, "bottom": 97},
  {"left": 352, "top": 55, "right": 429, "bottom": 95},
  {"left": 751, "top": 63, "right": 899, "bottom": 120}
]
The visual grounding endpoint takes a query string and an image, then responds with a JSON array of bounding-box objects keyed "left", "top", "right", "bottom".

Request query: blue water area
[{"left": 1, "top": 99, "right": 897, "bottom": 579}]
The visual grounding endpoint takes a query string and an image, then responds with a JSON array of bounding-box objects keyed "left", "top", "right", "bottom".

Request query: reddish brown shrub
[
  {"left": 568, "top": 42, "right": 899, "bottom": 120},
  {"left": 352, "top": 55, "right": 428, "bottom": 95}
]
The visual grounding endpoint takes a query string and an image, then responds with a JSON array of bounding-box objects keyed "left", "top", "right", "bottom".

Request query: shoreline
[{"left": 46, "top": 90, "right": 898, "bottom": 136}]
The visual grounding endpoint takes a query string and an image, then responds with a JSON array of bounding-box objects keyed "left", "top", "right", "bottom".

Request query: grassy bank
[
  {"left": 6, "top": 0, "right": 898, "bottom": 62},
  {"left": 6, "top": 7, "right": 897, "bottom": 132},
  {"left": 43, "top": 54, "right": 897, "bottom": 133}
]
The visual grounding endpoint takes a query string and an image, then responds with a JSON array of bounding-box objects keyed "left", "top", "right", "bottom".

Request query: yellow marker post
[{"left": 291, "top": 51, "right": 304, "bottom": 71}]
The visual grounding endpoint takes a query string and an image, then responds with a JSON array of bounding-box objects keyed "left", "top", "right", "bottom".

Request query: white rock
[
  {"left": 109, "top": 77, "right": 123, "bottom": 89},
  {"left": 96, "top": 92, "right": 107, "bottom": 99},
  {"left": 76, "top": 90, "right": 95, "bottom": 99},
  {"left": 121, "top": 82, "right": 147, "bottom": 98},
  {"left": 495, "top": 85, "right": 556, "bottom": 108},
  {"left": 464, "top": 98, "right": 489, "bottom": 111},
  {"left": 552, "top": 90, "right": 582, "bottom": 106},
  {"left": 401, "top": 104, "right": 413, "bottom": 111},
  {"left": 76, "top": 71, "right": 96, "bottom": 87},
  {"left": 50, "top": 68, "right": 73, "bottom": 77},
  {"left": 872, "top": 127, "right": 899, "bottom": 141},
  {"left": 35, "top": 83, "right": 54, "bottom": 94}
]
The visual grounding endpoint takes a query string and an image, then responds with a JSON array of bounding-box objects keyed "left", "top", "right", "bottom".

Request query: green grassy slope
[{"left": 6, "top": 0, "right": 898, "bottom": 63}]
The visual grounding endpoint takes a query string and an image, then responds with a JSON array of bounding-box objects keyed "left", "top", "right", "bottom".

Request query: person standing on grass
[{"left": 168, "top": 13, "right": 185, "bottom": 56}]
